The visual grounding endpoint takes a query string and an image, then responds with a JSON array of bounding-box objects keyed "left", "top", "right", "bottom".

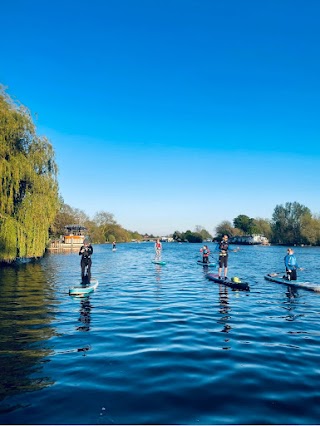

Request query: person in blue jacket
[{"left": 284, "top": 248, "right": 302, "bottom": 281}]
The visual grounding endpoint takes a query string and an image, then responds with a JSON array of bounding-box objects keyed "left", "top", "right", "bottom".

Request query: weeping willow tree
[{"left": 0, "top": 87, "right": 59, "bottom": 262}]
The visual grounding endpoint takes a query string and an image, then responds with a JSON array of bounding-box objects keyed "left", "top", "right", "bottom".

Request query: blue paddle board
[
  {"left": 152, "top": 260, "right": 166, "bottom": 265},
  {"left": 197, "top": 260, "right": 216, "bottom": 267},
  {"left": 69, "top": 278, "right": 99, "bottom": 296}
]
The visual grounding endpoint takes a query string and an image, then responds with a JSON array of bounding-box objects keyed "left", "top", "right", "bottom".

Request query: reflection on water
[
  {"left": 76, "top": 297, "right": 92, "bottom": 332},
  {"left": 0, "top": 263, "right": 56, "bottom": 404},
  {"left": 218, "top": 284, "right": 232, "bottom": 337}
]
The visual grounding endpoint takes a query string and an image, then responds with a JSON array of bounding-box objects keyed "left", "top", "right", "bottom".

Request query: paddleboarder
[
  {"left": 200, "top": 245, "right": 210, "bottom": 263},
  {"left": 155, "top": 239, "right": 162, "bottom": 259},
  {"left": 218, "top": 235, "right": 229, "bottom": 280},
  {"left": 284, "top": 248, "right": 302, "bottom": 281},
  {"left": 79, "top": 238, "right": 93, "bottom": 283}
]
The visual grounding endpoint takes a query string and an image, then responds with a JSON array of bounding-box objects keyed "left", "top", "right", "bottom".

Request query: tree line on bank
[
  {"left": 1, "top": 87, "right": 320, "bottom": 263},
  {"left": 51, "top": 200, "right": 143, "bottom": 244},
  {"left": 174, "top": 202, "right": 320, "bottom": 246},
  {"left": 214, "top": 202, "right": 320, "bottom": 245}
]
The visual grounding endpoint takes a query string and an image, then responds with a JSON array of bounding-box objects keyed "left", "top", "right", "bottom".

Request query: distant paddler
[
  {"left": 200, "top": 245, "right": 210, "bottom": 264},
  {"left": 155, "top": 238, "right": 162, "bottom": 260}
]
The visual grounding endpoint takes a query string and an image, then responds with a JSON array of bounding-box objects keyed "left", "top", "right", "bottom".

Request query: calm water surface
[{"left": 1, "top": 243, "right": 320, "bottom": 425}]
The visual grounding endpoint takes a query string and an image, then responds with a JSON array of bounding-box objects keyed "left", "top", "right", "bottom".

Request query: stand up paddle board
[
  {"left": 206, "top": 273, "right": 250, "bottom": 291},
  {"left": 69, "top": 278, "right": 99, "bottom": 296},
  {"left": 264, "top": 273, "right": 320, "bottom": 292},
  {"left": 197, "top": 260, "right": 216, "bottom": 267},
  {"left": 152, "top": 260, "right": 166, "bottom": 265}
]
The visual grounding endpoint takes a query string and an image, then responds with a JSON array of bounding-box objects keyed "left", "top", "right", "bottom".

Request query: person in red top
[
  {"left": 200, "top": 245, "right": 210, "bottom": 263},
  {"left": 155, "top": 239, "right": 162, "bottom": 259}
]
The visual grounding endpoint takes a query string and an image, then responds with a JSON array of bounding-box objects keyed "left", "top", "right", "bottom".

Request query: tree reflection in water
[{"left": 0, "top": 262, "right": 56, "bottom": 403}]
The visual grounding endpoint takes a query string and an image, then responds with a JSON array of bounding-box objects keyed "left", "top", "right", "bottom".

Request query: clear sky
[{"left": 1, "top": 0, "right": 320, "bottom": 236}]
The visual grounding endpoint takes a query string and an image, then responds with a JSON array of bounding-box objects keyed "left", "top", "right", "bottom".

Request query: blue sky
[{"left": 1, "top": 0, "right": 320, "bottom": 235}]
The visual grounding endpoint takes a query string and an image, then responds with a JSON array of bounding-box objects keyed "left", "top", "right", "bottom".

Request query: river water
[{"left": 1, "top": 242, "right": 320, "bottom": 425}]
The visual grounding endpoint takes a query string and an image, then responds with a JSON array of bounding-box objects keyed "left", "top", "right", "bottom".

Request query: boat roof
[{"left": 64, "top": 224, "right": 87, "bottom": 231}]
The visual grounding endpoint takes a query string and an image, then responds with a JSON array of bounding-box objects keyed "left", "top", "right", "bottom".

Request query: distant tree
[
  {"left": 51, "top": 199, "right": 89, "bottom": 238},
  {"left": 215, "top": 221, "right": 236, "bottom": 239},
  {"left": 184, "top": 230, "right": 202, "bottom": 243},
  {"left": 85, "top": 219, "right": 104, "bottom": 243},
  {"left": 173, "top": 231, "right": 183, "bottom": 242},
  {"left": 253, "top": 218, "right": 272, "bottom": 240},
  {"left": 233, "top": 214, "right": 259, "bottom": 234},
  {"left": 300, "top": 213, "right": 320, "bottom": 245},
  {"left": 173, "top": 230, "right": 202, "bottom": 243},
  {"left": 194, "top": 225, "right": 212, "bottom": 240},
  {"left": 271, "top": 201, "right": 311, "bottom": 244},
  {"left": 130, "top": 231, "right": 143, "bottom": 241},
  {"left": 93, "top": 210, "right": 117, "bottom": 241}
]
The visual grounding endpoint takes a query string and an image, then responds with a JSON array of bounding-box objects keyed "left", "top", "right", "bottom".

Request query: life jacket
[{"left": 219, "top": 241, "right": 229, "bottom": 255}]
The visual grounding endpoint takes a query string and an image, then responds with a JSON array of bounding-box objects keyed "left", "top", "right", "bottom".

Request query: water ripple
[{"left": 1, "top": 243, "right": 320, "bottom": 424}]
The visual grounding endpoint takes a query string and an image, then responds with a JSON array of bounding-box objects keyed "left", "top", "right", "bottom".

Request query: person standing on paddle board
[
  {"left": 218, "top": 235, "right": 229, "bottom": 280},
  {"left": 284, "top": 248, "right": 302, "bottom": 281},
  {"left": 112, "top": 241, "right": 116, "bottom": 250},
  {"left": 79, "top": 238, "right": 93, "bottom": 283},
  {"left": 200, "top": 245, "right": 210, "bottom": 263},
  {"left": 155, "top": 239, "right": 162, "bottom": 259}
]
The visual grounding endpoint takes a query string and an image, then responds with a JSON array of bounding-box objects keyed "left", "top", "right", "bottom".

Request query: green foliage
[
  {"left": 172, "top": 229, "right": 203, "bottom": 243},
  {"left": 253, "top": 218, "right": 272, "bottom": 240},
  {"left": 0, "top": 87, "right": 59, "bottom": 262},
  {"left": 300, "top": 214, "right": 320, "bottom": 245},
  {"left": 271, "top": 201, "right": 312, "bottom": 245},
  {"left": 233, "top": 215, "right": 259, "bottom": 234},
  {"left": 185, "top": 231, "right": 203, "bottom": 243},
  {"left": 194, "top": 225, "right": 212, "bottom": 240},
  {"left": 215, "top": 221, "right": 236, "bottom": 239},
  {"left": 51, "top": 203, "right": 144, "bottom": 244},
  {"left": 51, "top": 200, "right": 89, "bottom": 238}
]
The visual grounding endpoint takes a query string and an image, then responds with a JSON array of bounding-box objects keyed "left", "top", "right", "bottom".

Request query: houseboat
[{"left": 48, "top": 225, "right": 88, "bottom": 251}]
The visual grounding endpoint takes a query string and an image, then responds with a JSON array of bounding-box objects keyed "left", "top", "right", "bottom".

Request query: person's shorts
[{"left": 219, "top": 254, "right": 228, "bottom": 268}]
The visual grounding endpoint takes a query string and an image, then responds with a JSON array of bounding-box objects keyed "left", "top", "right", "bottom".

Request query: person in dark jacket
[
  {"left": 79, "top": 238, "right": 93, "bottom": 283},
  {"left": 218, "top": 235, "right": 229, "bottom": 279}
]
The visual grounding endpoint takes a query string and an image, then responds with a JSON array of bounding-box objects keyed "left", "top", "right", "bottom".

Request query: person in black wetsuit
[
  {"left": 218, "top": 235, "right": 229, "bottom": 280},
  {"left": 79, "top": 239, "right": 93, "bottom": 283}
]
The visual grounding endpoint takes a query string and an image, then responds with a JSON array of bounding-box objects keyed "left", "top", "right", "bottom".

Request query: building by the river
[
  {"left": 48, "top": 225, "right": 87, "bottom": 251},
  {"left": 229, "top": 234, "right": 270, "bottom": 245}
]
